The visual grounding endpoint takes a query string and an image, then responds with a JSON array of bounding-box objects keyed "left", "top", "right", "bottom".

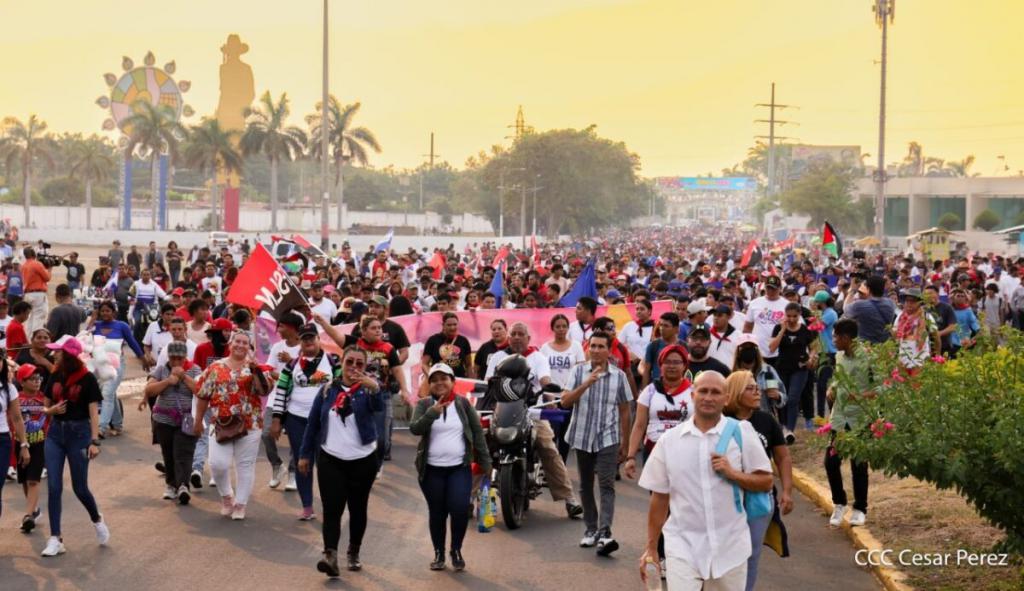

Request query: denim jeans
[
  {"left": 0, "top": 435, "right": 10, "bottom": 518},
  {"left": 373, "top": 390, "right": 393, "bottom": 468},
  {"left": 261, "top": 405, "right": 284, "bottom": 470},
  {"left": 45, "top": 419, "right": 101, "bottom": 537},
  {"left": 746, "top": 497, "right": 774, "bottom": 591},
  {"left": 99, "top": 354, "right": 126, "bottom": 430},
  {"left": 780, "top": 369, "right": 809, "bottom": 431},
  {"left": 284, "top": 413, "right": 313, "bottom": 509},
  {"left": 419, "top": 464, "right": 473, "bottom": 552},
  {"left": 815, "top": 355, "right": 836, "bottom": 418},
  {"left": 192, "top": 409, "right": 212, "bottom": 473}
]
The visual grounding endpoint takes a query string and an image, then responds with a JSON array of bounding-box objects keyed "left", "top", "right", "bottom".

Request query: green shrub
[
  {"left": 835, "top": 330, "right": 1024, "bottom": 554},
  {"left": 973, "top": 208, "right": 1001, "bottom": 231},
  {"left": 937, "top": 212, "right": 961, "bottom": 230}
]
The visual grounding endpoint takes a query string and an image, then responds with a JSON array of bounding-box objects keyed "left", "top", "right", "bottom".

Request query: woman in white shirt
[
  {"left": 298, "top": 346, "right": 382, "bottom": 579},
  {"left": 1, "top": 359, "right": 32, "bottom": 518},
  {"left": 624, "top": 344, "right": 692, "bottom": 569},
  {"left": 409, "top": 363, "right": 491, "bottom": 573},
  {"left": 540, "top": 314, "right": 586, "bottom": 389}
]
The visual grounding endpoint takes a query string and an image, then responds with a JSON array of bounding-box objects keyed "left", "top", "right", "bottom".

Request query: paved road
[{"left": 1, "top": 382, "right": 880, "bottom": 591}]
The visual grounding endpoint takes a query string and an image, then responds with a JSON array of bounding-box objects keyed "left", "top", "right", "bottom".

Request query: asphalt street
[{"left": 0, "top": 380, "right": 880, "bottom": 591}]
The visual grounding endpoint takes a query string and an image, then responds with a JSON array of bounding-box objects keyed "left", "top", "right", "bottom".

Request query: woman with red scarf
[
  {"left": 40, "top": 336, "right": 109, "bottom": 557},
  {"left": 623, "top": 344, "right": 692, "bottom": 569},
  {"left": 298, "top": 346, "right": 383, "bottom": 578}
]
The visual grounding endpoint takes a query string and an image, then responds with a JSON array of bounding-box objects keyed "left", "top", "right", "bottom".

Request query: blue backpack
[{"left": 714, "top": 417, "right": 773, "bottom": 522}]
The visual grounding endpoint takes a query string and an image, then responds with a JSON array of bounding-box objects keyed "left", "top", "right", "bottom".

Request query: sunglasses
[{"left": 344, "top": 359, "right": 366, "bottom": 368}]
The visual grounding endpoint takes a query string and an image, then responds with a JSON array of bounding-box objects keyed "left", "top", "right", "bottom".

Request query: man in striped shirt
[{"left": 561, "top": 332, "right": 631, "bottom": 557}]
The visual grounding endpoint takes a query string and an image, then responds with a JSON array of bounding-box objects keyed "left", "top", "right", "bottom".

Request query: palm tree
[
  {"left": 122, "top": 103, "right": 187, "bottom": 229},
  {"left": 0, "top": 115, "right": 56, "bottom": 228},
  {"left": 945, "top": 155, "right": 977, "bottom": 177},
  {"left": 183, "top": 118, "right": 242, "bottom": 231},
  {"left": 241, "top": 92, "right": 307, "bottom": 231},
  {"left": 900, "top": 141, "right": 924, "bottom": 176},
  {"left": 69, "top": 138, "right": 116, "bottom": 230},
  {"left": 306, "top": 97, "right": 382, "bottom": 230}
]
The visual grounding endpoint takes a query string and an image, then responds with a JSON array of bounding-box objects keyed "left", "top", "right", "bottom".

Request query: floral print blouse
[{"left": 197, "top": 359, "right": 264, "bottom": 431}]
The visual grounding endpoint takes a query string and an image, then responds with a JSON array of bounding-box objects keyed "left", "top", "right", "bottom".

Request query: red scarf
[
  {"left": 357, "top": 338, "right": 393, "bottom": 356},
  {"left": 50, "top": 365, "right": 90, "bottom": 403},
  {"left": 331, "top": 381, "right": 362, "bottom": 421}
]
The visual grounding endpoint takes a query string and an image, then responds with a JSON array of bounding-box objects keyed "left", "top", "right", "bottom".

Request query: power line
[{"left": 754, "top": 82, "right": 799, "bottom": 196}]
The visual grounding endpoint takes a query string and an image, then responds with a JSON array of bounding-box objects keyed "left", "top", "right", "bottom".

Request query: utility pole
[
  {"left": 530, "top": 177, "right": 542, "bottom": 238},
  {"left": 873, "top": 0, "right": 895, "bottom": 244},
  {"left": 319, "top": 0, "right": 330, "bottom": 249},
  {"left": 419, "top": 132, "right": 440, "bottom": 211},
  {"left": 520, "top": 182, "right": 527, "bottom": 250},
  {"left": 755, "top": 83, "right": 796, "bottom": 197},
  {"left": 497, "top": 170, "right": 505, "bottom": 239}
]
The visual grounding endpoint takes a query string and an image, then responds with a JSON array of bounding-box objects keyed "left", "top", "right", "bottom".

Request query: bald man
[
  {"left": 638, "top": 371, "right": 773, "bottom": 590},
  {"left": 485, "top": 322, "right": 582, "bottom": 519}
]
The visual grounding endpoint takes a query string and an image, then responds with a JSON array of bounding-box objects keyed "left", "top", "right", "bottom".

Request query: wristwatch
[
  {"left": 90, "top": 439, "right": 102, "bottom": 447},
  {"left": 20, "top": 442, "right": 29, "bottom": 449}
]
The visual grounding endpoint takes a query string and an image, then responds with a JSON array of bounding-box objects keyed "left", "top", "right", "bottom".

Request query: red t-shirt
[
  {"left": 7, "top": 319, "right": 27, "bottom": 359},
  {"left": 193, "top": 342, "right": 227, "bottom": 370},
  {"left": 175, "top": 306, "right": 192, "bottom": 322}
]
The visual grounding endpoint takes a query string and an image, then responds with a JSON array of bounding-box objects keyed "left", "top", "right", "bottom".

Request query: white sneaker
[
  {"left": 829, "top": 504, "right": 848, "bottom": 527},
  {"left": 269, "top": 465, "right": 287, "bottom": 489},
  {"left": 5, "top": 466, "right": 15, "bottom": 480},
  {"left": 849, "top": 509, "right": 867, "bottom": 526},
  {"left": 579, "top": 530, "right": 598, "bottom": 547},
  {"left": 41, "top": 468, "right": 48, "bottom": 480},
  {"left": 162, "top": 485, "right": 176, "bottom": 500},
  {"left": 284, "top": 472, "right": 297, "bottom": 491},
  {"left": 231, "top": 504, "right": 246, "bottom": 521},
  {"left": 660, "top": 558, "right": 667, "bottom": 580},
  {"left": 41, "top": 536, "right": 66, "bottom": 557},
  {"left": 94, "top": 516, "right": 110, "bottom": 546},
  {"left": 783, "top": 428, "right": 796, "bottom": 445},
  {"left": 375, "top": 467, "right": 383, "bottom": 481}
]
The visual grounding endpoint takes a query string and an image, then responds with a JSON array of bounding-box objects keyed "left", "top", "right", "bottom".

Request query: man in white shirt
[
  {"left": 638, "top": 371, "right": 773, "bottom": 590},
  {"left": 618, "top": 299, "right": 655, "bottom": 364},
  {"left": 484, "top": 322, "right": 582, "bottom": 519},
  {"left": 200, "top": 262, "right": 223, "bottom": 304},
  {"left": 154, "top": 317, "right": 197, "bottom": 366},
  {"left": 743, "top": 275, "right": 788, "bottom": 364},
  {"left": 143, "top": 305, "right": 179, "bottom": 366},
  {"left": 568, "top": 297, "right": 598, "bottom": 345},
  {"left": 307, "top": 280, "right": 337, "bottom": 324}
]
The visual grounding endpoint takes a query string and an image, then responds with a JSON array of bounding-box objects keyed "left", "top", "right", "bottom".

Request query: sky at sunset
[{"left": 2, "top": 0, "right": 1022, "bottom": 178}]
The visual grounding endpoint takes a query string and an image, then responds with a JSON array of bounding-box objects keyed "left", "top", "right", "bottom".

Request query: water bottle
[{"left": 644, "top": 558, "right": 662, "bottom": 591}]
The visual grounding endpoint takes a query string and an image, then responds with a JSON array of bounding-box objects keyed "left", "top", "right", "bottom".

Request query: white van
[{"left": 208, "top": 231, "right": 230, "bottom": 251}]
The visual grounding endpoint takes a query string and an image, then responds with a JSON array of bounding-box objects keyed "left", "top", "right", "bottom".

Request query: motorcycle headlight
[{"left": 495, "top": 426, "right": 519, "bottom": 444}]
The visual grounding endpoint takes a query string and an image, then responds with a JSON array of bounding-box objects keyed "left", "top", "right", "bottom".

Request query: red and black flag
[
  {"left": 740, "top": 239, "right": 763, "bottom": 268},
  {"left": 227, "top": 244, "right": 309, "bottom": 321}
]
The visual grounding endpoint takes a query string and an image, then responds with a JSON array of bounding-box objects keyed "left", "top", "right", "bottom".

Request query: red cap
[
  {"left": 171, "top": 287, "right": 185, "bottom": 296},
  {"left": 16, "top": 363, "right": 39, "bottom": 382},
  {"left": 206, "top": 318, "right": 234, "bottom": 333}
]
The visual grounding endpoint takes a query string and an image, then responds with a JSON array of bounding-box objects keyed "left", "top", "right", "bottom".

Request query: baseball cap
[
  {"left": 46, "top": 335, "right": 83, "bottom": 357},
  {"left": 606, "top": 289, "right": 621, "bottom": 299},
  {"left": 813, "top": 290, "right": 832, "bottom": 303},
  {"left": 279, "top": 310, "right": 305, "bottom": 328},
  {"left": 901, "top": 287, "right": 923, "bottom": 300},
  {"left": 312, "top": 280, "right": 326, "bottom": 289},
  {"left": 687, "top": 299, "right": 710, "bottom": 316},
  {"left": 735, "top": 333, "right": 759, "bottom": 348},
  {"left": 206, "top": 318, "right": 234, "bottom": 333},
  {"left": 688, "top": 326, "right": 710, "bottom": 340},
  {"left": 166, "top": 341, "right": 189, "bottom": 358},
  {"left": 171, "top": 287, "right": 185, "bottom": 296},
  {"left": 765, "top": 276, "right": 782, "bottom": 289},
  {"left": 16, "top": 363, "right": 40, "bottom": 382},
  {"left": 370, "top": 295, "right": 389, "bottom": 307},
  {"left": 427, "top": 363, "right": 455, "bottom": 379},
  {"left": 298, "top": 323, "right": 319, "bottom": 339},
  {"left": 713, "top": 304, "right": 732, "bottom": 315}
]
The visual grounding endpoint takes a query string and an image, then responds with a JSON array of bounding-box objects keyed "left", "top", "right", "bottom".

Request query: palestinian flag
[
  {"left": 740, "top": 240, "right": 763, "bottom": 268},
  {"left": 823, "top": 221, "right": 842, "bottom": 257}
]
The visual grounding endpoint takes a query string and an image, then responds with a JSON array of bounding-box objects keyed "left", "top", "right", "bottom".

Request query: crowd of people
[{"left": 0, "top": 226, "right": 1020, "bottom": 589}]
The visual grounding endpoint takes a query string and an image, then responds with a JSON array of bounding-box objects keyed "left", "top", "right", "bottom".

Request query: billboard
[
  {"left": 789, "top": 145, "right": 862, "bottom": 178},
  {"left": 656, "top": 177, "right": 758, "bottom": 191}
]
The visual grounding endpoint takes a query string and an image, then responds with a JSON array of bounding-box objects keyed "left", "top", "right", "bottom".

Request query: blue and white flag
[
  {"left": 103, "top": 270, "right": 118, "bottom": 295},
  {"left": 374, "top": 228, "right": 394, "bottom": 254}
]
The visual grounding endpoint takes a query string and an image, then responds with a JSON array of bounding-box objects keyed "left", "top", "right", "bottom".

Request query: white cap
[{"left": 427, "top": 363, "right": 455, "bottom": 378}]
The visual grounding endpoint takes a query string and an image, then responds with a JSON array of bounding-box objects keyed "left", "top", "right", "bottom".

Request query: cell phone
[{"left": 765, "top": 379, "right": 779, "bottom": 390}]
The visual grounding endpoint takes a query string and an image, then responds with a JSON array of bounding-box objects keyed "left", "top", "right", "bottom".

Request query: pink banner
[{"left": 254, "top": 301, "right": 673, "bottom": 405}]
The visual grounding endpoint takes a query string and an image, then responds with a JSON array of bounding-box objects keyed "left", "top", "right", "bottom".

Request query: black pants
[
  {"left": 419, "top": 464, "right": 472, "bottom": 552},
  {"left": 824, "top": 430, "right": 869, "bottom": 513},
  {"left": 153, "top": 422, "right": 197, "bottom": 489},
  {"left": 317, "top": 451, "right": 377, "bottom": 552}
]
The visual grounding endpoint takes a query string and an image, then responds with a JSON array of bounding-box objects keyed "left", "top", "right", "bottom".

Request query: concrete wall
[{"left": 0, "top": 205, "right": 496, "bottom": 234}]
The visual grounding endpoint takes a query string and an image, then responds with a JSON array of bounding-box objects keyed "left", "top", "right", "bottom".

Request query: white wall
[{"left": 0, "top": 205, "right": 496, "bottom": 234}]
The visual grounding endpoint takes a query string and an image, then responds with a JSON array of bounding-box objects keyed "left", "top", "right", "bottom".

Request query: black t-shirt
[
  {"left": 63, "top": 261, "right": 85, "bottom": 283},
  {"left": 45, "top": 369, "right": 102, "bottom": 422},
  {"left": 930, "top": 302, "right": 957, "bottom": 353},
  {"left": 744, "top": 409, "right": 786, "bottom": 461},
  {"left": 423, "top": 333, "right": 472, "bottom": 378},
  {"left": 771, "top": 324, "right": 816, "bottom": 373},
  {"left": 687, "top": 357, "right": 731, "bottom": 378},
  {"left": 474, "top": 340, "right": 507, "bottom": 378}
]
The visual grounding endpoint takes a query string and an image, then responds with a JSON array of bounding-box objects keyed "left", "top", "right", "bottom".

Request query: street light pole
[
  {"left": 873, "top": 0, "right": 894, "bottom": 245},
  {"left": 320, "top": 0, "right": 330, "bottom": 249},
  {"left": 498, "top": 170, "right": 504, "bottom": 239},
  {"left": 520, "top": 182, "right": 527, "bottom": 250}
]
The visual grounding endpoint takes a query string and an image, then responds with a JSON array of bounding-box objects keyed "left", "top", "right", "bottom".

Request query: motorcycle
[{"left": 480, "top": 355, "right": 567, "bottom": 530}]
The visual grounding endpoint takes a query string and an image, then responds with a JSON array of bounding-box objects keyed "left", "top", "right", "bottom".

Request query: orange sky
[{"left": 2, "top": 0, "right": 1022, "bottom": 177}]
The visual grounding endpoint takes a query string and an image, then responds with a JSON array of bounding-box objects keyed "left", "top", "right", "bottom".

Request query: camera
[{"left": 38, "top": 254, "right": 63, "bottom": 268}]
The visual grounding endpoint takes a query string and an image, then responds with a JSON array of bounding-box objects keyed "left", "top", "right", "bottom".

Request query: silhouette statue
[{"left": 215, "top": 34, "right": 254, "bottom": 188}]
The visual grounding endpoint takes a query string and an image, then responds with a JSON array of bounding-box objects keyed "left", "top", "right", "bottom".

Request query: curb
[{"left": 791, "top": 466, "right": 913, "bottom": 591}]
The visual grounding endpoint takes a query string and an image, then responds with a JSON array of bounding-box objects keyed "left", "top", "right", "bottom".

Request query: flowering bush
[{"left": 834, "top": 328, "right": 1024, "bottom": 554}]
